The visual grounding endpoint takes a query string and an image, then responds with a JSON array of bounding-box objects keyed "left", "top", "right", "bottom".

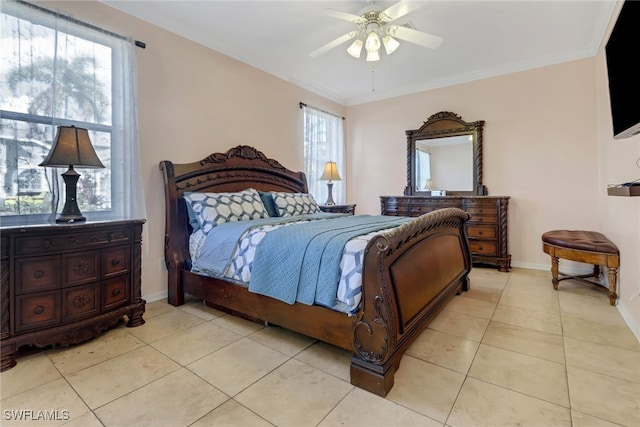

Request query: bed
[{"left": 160, "top": 145, "right": 472, "bottom": 396}]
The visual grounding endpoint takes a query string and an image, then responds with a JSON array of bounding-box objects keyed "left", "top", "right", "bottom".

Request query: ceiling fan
[{"left": 309, "top": 1, "right": 443, "bottom": 62}]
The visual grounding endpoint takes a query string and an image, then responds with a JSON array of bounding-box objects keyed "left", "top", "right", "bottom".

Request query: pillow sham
[
  {"left": 184, "top": 188, "right": 268, "bottom": 234},
  {"left": 270, "top": 192, "right": 320, "bottom": 217},
  {"left": 258, "top": 190, "right": 279, "bottom": 217}
]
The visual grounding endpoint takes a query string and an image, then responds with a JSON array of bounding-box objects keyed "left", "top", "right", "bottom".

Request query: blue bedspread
[
  {"left": 191, "top": 213, "right": 341, "bottom": 276},
  {"left": 248, "top": 215, "right": 411, "bottom": 307}
]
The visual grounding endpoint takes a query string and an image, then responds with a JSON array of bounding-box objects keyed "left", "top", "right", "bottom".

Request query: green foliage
[{"left": 2, "top": 193, "right": 50, "bottom": 215}]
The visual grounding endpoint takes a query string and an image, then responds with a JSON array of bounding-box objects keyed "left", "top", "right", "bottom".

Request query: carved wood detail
[{"left": 1, "top": 220, "right": 146, "bottom": 371}]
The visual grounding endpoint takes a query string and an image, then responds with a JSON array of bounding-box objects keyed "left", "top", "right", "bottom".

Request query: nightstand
[
  {"left": 1, "top": 219, "right": 146, "bottom": 371},
  {"left": 319, "top": 204, "right": 356, "bottom": 215}
]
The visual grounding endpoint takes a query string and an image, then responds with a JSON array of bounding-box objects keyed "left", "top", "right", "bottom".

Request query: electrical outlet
[{"left": 160, "top": 258, "right": 165, "bottom": 270}]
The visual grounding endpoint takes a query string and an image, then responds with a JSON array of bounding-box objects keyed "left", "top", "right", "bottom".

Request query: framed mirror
[{"left": 405, "top": 111, "right": 486, "bottom": 196}]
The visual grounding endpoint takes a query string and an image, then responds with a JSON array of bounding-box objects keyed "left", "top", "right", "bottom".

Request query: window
[
  {"left": 0, "top": 1, "right": 144, "bottom": 223},
  {"left": 416, "top": 149, "right": 432, "bottom": 190},
  {"left": 301, "top": 105, "right": 345, "bottom": 205}
]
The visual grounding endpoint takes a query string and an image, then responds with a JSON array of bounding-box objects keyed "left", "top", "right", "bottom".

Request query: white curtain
[
  {"left": 302, "top": 105, "right": 345, "bottom": 205},
  {"left": 110, "top": 36, "right": 146, "bottom": 220}
]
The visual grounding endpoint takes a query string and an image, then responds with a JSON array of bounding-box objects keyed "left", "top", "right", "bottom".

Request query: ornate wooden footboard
[{"left": 160, "top": 145, "right": 471, "bottom": 396}]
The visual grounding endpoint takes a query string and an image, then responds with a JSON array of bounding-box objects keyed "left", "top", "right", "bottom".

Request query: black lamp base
[
  {"left": 325, "top": 181, "right": 336, "bottom": 206},
  {"left": 56, "top": 167, "right": 86, "bottom": 223}
]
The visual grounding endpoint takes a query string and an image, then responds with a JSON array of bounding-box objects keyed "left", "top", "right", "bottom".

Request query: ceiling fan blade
[
  {"left": 380, "top": 1, "right": 427, "bottom": 22},
  {"left": 309, "top": 32, "right": 357, "bottom": 58},
  {"left": 388, "top": 25, "right": 443, "bottom": 49},
  {"left": 324, "top": 9, "right": 365, "bottom": 24}
]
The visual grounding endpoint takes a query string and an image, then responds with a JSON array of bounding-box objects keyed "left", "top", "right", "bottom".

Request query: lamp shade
[
  {"left": 365, "top": 30, "right": 381, "bottom": 62},
  {"left": 320, "top": 161, "right": 341, "bottom": 181},
  {"left": 39, "top": 126, "right": 104, "bottom": 168},
  {"left": 347, "top": 39, "right": 364, "bottom": 58},
  {"left": 382, "top": 35, "right": 400, "bottom": 55}
]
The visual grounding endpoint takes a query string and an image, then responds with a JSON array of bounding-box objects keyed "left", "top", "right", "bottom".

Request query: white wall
[{"left": 595, "top": 2, "right": 640, "bottom": 335}]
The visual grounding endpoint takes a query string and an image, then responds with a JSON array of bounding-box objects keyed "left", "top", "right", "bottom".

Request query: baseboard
[
  {"left": 511, "top": 260, "right": 593, "bottom": 275},
  {"left": 511, "top": 261, "right": 547, "bottom": 271},
  {"left": 617, "top": 303, "right": 640, "bottom": 343},
  {"left": 142, "top": 290, "right": 168, "bottom": 303}
]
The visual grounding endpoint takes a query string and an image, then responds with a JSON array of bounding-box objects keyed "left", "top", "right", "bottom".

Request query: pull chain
[{"left": 371, "top": 69, "right": 376, "bottom": 92}]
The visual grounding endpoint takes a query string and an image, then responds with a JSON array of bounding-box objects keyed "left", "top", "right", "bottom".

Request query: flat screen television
[{"left": 605, "top": 0, "right": 640, "bottom": 139}]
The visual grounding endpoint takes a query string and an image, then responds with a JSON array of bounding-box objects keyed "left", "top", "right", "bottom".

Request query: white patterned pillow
[
  {"left": 270, "top": 192, "right": 320, "bottom": 217},
  {"left": 184, "top": 188, "right": 268, "bottom": 234}
]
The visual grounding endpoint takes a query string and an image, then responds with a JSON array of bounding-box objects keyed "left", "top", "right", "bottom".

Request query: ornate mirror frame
[{"left": 405, "top": 111, "right": 486, "bottom": 196}]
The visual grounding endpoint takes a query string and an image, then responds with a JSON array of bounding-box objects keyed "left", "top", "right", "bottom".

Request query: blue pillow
[
  {"left": 258, "top": 191, "right": 279, "bottom": 217},
  {"left": 184, "top": 199, "right": 201, "bottom": 232}
]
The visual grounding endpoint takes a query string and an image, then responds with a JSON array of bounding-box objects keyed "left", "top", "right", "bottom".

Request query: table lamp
[
  {"left": 320, "top": 161, "right": 341, "bottom": 205},
  {"left": 39, "top": 125, "right": 104, "bottom": 223}
]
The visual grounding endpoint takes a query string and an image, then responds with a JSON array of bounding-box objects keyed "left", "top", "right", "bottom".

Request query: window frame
[{"left": 1, "top": 2, "right": 123, "bottom": 225}]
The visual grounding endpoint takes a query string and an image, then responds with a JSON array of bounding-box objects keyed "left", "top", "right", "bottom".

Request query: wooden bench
[{"left": 542, "top": 230, "right": 619, "bottom": 305}]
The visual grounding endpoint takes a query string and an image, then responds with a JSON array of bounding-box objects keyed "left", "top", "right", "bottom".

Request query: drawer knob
[
  {"left": 478, "top": 231, "right": 484, "bottom": 235},
  {"left": 112, "top": 259, "right": 121, "bottom": 266},
  {"left": 112, "top": 289, "right": 121, "bottom": 296},
  {"left": 478, "top": 246, "right": 484, "bottom": 250},
  {"left": 108, "top": 233, "right": 115, "bottom": 241},
  {"left": 33, "top": 305, "right": 44, "bottom": 315},
  {"left": 33, "top": 270, "right": 44, "bottom": 279},
  {"left": 477, "top": 217, "right": 483, "bottom": 221},
  {"left": 43, "top": 239, "right": 51, "bottom": 248}
]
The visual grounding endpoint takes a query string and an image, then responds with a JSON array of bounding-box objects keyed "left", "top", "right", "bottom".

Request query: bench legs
[
  {"left": 549, "top": 255, "right": 618, "bottom": 306},
  {"left": 606, "top": 267, "right": 619, "bottom": 306}
]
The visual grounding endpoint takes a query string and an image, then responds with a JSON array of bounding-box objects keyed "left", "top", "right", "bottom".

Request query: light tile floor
[{"left": 1, "top": 267, "right": 639, "bottom": 426}]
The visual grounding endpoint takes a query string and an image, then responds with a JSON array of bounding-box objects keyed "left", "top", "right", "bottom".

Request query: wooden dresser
[
  {"left": 381, "top": 196, "right": 511, "bottom": 271},
  {"left": 0, "top": 219, "right": 146, "bottom": 371}
]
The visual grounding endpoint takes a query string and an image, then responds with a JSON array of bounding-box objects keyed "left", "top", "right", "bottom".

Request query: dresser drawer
[
  {"left": 463, "top": 198, "right": 497, "bottom": 208},
  {"left": 14, "top": 227, "right": 131, "bottom": 256},
  {"left": 381, "top": 198, "right": 411, "bottom": 216},
  {"left": 102, "top": 277, "right": 130, "bottom": 311},
  {"left": 62, "top": 251, "right": 99, "bottom": 287},
  {"left": 102, "top": 246, "right": 130, "bottom": 278},
  {"left": 15, "top": 256, "right": 59, "bottom": 294},
  {"left": 467, "top": 212, "right": 498, "bottom": 223},
  {"left": 408, "top": 204, "right": 435, "bottom": 216},
  {"left": 466, "top": 225, "right": 497, "bottom": 239},
  {"left": 469, "top": 241, "right": 498, "bottom": 256},
  {"left": 63, "top": 284, "right": 100, "bottom": 322},
  {"left": 15, "top": 291, "right": 61, "bottom": 332}
]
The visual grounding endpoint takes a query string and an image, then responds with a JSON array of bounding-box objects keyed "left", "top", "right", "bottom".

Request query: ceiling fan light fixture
[
  {"left": 365, "top": 30, "right": 381, "bottom": 62},
  {"left": 382, "top": 34, "right": 400, "bottom": 55},
  {"left": 366, "top": 48, "right": 380, "bottom": 62},
  {"left": 364, "top": 30, "right": 381, "bottom": 52},
  {"left": 347, "top": 39, "right": 364, "bottom": 58}
]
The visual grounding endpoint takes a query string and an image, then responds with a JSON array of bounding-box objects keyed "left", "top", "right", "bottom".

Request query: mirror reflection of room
[{"left": 415, "top": 135, "right": 474, "bottom": 192}]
